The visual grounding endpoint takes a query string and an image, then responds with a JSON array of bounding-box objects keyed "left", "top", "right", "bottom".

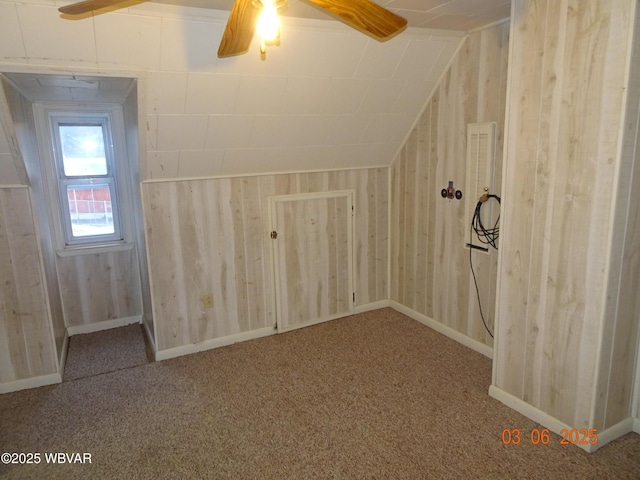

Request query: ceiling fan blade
[
  {"left": 304, "top": 0, "right": 407, "bottom": 40},
  {"left": 58, "top": 0, "right": 133, "bottom": 15},
  {"left": 218, "top": 0, "right": 261, "bottom": 58}
]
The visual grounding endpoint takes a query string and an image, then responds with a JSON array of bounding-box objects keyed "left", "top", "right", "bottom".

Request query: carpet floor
[
  {"left": 0, "top": 308, "right": 638, "bottom": 479},
  {"left": 63, "top": 324, "right": 150, "bottom": 382}
]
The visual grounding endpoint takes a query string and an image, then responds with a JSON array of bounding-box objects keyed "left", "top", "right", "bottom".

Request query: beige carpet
[
  {"left": 63, "top": 324, "right": 150, "bottom": 382},
  {"left": 0, "top": 308, "right": 638, "bottom": 479}
]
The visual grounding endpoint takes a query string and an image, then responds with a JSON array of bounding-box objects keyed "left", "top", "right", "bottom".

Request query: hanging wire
[{"left": 469, "top": 194, "right": 501, "bottom": 338}]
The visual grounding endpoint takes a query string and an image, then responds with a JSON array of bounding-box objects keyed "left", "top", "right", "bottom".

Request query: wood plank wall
[
  {"left": 56, "top": 249, "right": 143, "bottom": 328},
  {"left": 123, "top": 84, "right": 154, "bottom": 341},
  {"left": 142, "top": 168, "right": 388, "bottom": 352},
  {"left": 0, "top": 187, "right": 57, "bottom": 383},
  {"left": 594, "top": 2, "right": 640, "bottom": 430},
  {"left": 0, "top": 76, "right": 65, "bottom": 363},
  {"left": 494, "top": 0, "right": 637, "bottom": 430},
  {"left": 389, "top": 22, "right": 509, "bottom": 348}
]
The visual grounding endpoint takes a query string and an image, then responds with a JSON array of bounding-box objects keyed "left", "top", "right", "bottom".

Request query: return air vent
[{"left": 465, "top": 122, "right": 497, "bottom": 252}]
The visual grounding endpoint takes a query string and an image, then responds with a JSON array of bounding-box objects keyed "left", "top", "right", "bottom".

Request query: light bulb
[{"left": 257, "top": 0, "right": 279, "bottom": 42}]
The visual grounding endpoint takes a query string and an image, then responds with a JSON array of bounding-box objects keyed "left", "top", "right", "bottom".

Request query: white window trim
[{"left": 34, "top": 103, "right": 133, "bottom": 253}]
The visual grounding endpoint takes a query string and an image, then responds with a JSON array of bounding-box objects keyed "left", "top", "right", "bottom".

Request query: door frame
[{"left": 268, "top": 190, "right": 355, "bottom": 332}]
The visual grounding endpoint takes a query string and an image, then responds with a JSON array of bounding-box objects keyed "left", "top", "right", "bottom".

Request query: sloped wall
[{"left": 389, "top": 21, "right": 510, "bottom": 351}]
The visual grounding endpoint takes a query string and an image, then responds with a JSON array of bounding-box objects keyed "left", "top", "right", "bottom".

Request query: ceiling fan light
[{"left": 257, "top": 0, "right": 280, "bottom": 43}]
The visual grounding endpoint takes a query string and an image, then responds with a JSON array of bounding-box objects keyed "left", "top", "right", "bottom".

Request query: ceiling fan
[{"left": 58, "top": 0, "right": 408, "bottom": 58}]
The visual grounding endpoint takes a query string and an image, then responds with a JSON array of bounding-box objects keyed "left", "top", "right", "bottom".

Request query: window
[
  {"left": 50, "top": 114, "right": 122, "bottom": 245},
  {"left": 36, "top": 104, "right": 130, "bottom": 250}
]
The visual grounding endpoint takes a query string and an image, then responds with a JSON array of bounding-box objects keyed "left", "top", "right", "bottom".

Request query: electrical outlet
[{"left": 201, "top": 294, "right": 214, "bottom": 309}]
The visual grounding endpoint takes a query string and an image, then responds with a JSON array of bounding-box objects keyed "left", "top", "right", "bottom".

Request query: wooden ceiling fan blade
[
  {"left": 218, "top": 0, "right": 261, "bottom": 58},
  {"left": 305, "top": 0, "right": 407, "bottom": 40},
  {"left": 58, "top": 0, "right": 135, "bottom": 15}
]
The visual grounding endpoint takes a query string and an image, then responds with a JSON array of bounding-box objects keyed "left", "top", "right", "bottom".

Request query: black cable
[
  {"left": 471, "top": 194, "right": 500, "bottom": 249},
  {"left": 469, "top": 194, "right": 501, "bottom": 339}
]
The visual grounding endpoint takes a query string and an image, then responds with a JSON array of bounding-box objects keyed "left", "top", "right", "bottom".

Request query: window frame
[
  {"left": 35, "top": 103, "right": 132, "bottom": 253},
  {"left": 49, "top": 113, "right": 123, "bottom": 245}
]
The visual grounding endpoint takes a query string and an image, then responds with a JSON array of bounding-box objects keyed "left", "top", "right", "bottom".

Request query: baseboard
[
  {"left": 596, "top": 418, "right": 636, "bottom": 451},
  {"left": 67, "top": 315, "right": 142, "bottom": 336},
  {"left": 58, "top": 333, "right": 69, "bottom": 376},
  {"left": 142, "top": 317, "right": 157, "bottom": 356},
  {"left": 0, "top": 373, "right": 62, "bottom": 394},
  {"left": 633, "top": 416, "right": 640, "bottom": 434},
  {"left": 489, "top": 385, "right": 637, "bottom": 452},
  {"left": 389, "top": 301, "right": 493, "bottom": 359},
  {"left": 155, "top": 326, "right": 276, "bottom": 361},
  {"left": 353, "top": 300, "right": 390, "bottom": 314}
]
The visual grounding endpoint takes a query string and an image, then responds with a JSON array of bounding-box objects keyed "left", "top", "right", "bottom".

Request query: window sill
[{"left": 56, "top": 242, "right": 134, "bottom": 257}]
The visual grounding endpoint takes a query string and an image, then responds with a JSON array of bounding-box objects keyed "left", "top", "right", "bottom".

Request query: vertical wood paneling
[
  {"left": 240, "top": 176, "right": 268, "bottom": 329},
  {"left": 494, "top": 0, "right": 636, "bottom": 430},
  {"left": 425, "top": 95, "right": 439, "bottom": 319},
  {"left": 594, "top": 2, "right": 640, "bottom": 430},
  {"left": 375, "top": 168, "right": 388, "bottom": 300},
  {"left": 0, "top": 187, "right": 57, "bottom": 383},
  {"left": 390, "top": 22, "right": 510, "bottom": 348},
  {"left": 1, "top": 77, "right": 66, "bottom": 366},
  {"left": 143, "top": 168, "right": 387, "bottom": 352},
  {"left": 57, "top": 249, "right": 143, "bottom": 327},
  {"left": 274, "top": 193, "right": 352, "bottom": 330}
]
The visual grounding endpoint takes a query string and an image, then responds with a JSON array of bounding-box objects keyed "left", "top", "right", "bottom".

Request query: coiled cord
[{"left": 469, "top": 194, "right": 500, "bottom": 338}]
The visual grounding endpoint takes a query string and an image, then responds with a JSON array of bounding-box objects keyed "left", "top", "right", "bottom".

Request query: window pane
[
  {"left": 59, "top": 124, "right": 107, "bottom": 176},
  {"left": 66, "top": 184, "right": 115, "bottom": 237}
]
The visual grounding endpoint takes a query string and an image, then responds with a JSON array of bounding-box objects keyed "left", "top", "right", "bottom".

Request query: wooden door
[{"left": 270, "top": 191, "right": 354, "bottom": 332}]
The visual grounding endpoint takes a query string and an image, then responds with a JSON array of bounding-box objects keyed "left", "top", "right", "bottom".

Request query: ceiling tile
[
  {"left": 204, "top": 115, "right": 255, "bottom": 149},
  {"left": 178, "top": 149, "right": 225, "bottom": 177},
  {"left": 146, "top": 150, "right": 180, "bottom": 179},
  {"left": 382, "top": 0, "right": 454, "bottom": 10},
  {"left": 0, "top": 3, "right": 26, "bottom": 61},
  {"left": 354, "top": 36, "right": 409, "bottom": 79},
  {"left": 357, "top": 78, "right": 404, "bottom": 114},
  {"left": 146, "top": 114, "right": 159, "bottom": 151},
  {"left": 17, "top": 4, "right": 96, "bottom": 64},
  {"left": 278, "top": 77, "right": 331, "bottom": 115},
  {"left": 324, "top": 114, "right": 371, "bottom": 145},
  {"left": 220, "top": 148, "right": 269, "bottom": 176},
  {"left": 312, "top": 32, "right": 368, "bottom": 78},
  {"left": 250, "top": 115, "right": 330, "bottom": 148},
  {"left": 147, "top": 71, "right": 188, "bottom": 114},
  {"left": 327, "top": 144, "right": 370, "bottom": 169},
  {"left": 320, "top": 78, "right": 371, "bottom": 115},
  {"left": 156, "top": 114, "right": 209, "bottom": 150},
  {"left": 361, "top": 113, "right": 409, "bottom": 145},
  {"left": 233, "top": 75, "right": 288, "bottom": 114},
  {"left": 95, "top": 13, "right": 162, "bottom": 69},
  {"left": 393, "top": 37, "right": 458, "bottom": 81},
  {"left": 160, "top": 17, "right": 220, "bottom": 72},
  {"left": 261, "top": 145, "right": 336, "bottom": 171},
  {"left": 185, "top": 73, "right": 240, "bottom": 114},
  {"left": 256, "top": 24, "right": 324, "bottom": 77}
]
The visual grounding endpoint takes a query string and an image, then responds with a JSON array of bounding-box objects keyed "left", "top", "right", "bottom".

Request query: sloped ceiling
[
  {"left": 0, "top": 0, "right": 509, "bottom": 180},
  {"left": 155, "top": 0, "right": 511, "bottom": 31}
]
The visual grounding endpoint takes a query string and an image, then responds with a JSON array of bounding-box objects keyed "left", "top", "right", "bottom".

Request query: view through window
[
  {"left": 50, "top": 114, "right": 122, "bottom": 245},
  {"left": 59, "top": 124, "right": 115, "bottom": 238}
]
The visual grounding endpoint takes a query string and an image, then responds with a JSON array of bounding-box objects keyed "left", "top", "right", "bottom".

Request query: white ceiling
[
  {"left": 154, "top": 0, "right": 511, "bottom": 31},
  {"left": 0, "top": 0, "right": 509, "bottom": 180}
]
